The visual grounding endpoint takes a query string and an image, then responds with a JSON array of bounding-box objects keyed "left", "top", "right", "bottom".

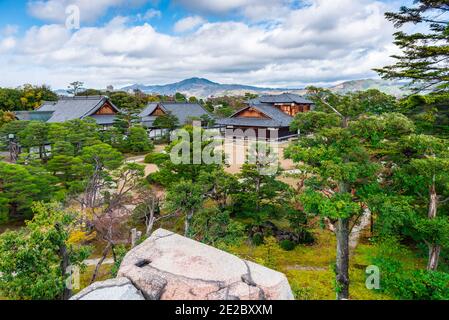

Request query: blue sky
[{"left": 0, "top": 0, "right": 411, "bottom": 89}]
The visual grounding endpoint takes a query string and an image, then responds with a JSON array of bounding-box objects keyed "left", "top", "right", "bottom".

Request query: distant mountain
[
  {"left": 119, "top": 77, "right": 409, "bottom": 98},
  {"left": 329, "top": 79, "right": 410, "bottom": 96},
  {"left": 120, "top": 77, "right": 302, "bottom": 98},
  {"left": 53, "top": 78, "right": 409, "bottom": 98}
]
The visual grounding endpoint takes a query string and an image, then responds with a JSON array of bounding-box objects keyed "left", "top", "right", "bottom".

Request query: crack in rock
[{"left": 241, "top": 260, "right": 266, "bottom": 300}]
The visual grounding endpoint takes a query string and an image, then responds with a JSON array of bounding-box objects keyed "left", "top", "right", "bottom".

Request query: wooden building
[
  {"left": 217, "top": 93, "right": 314, "bottom": 140},
  {"left": 138, "top": 102, "right": 214, "bottom": 138},
  {"left": 15, "top": 96, "right": 120, "bottom": 128}
]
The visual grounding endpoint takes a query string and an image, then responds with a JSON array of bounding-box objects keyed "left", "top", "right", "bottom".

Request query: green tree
[
  {"left": 188, "top": 96, "right": 198, "bottom": 103},
  {"left": 79, "top": 143, "right": 124, "bottom": 208},
  {"left": 148, "top": 125, "right": 222, "bottom": 186},
  {"left": 19, "top": 84, "right": 58, "bottom": 110},
  {"left": 0, "top": 202, "right": 90, "bottom": 300},
  {"left": 375, "top": 1, "right": 449, "bottom": 93},
  {"left": 215, "top": 105, "right": 234, "bottom": 118},
  {"left": 399, "top": 92, "right": 449, "bottom": 137},
  {"left": 152, "top": 112, "right": 180, "bottom": 133},
  {"left": 200, "top": 114, "right": 216, "bottom": 128},
  {"left": 352, "top": 89, "right": 398, "bottom": 114},
  {"left": 286, "top": 123, "right": 381, "bottom": 299},
  {"left": 17, "top": 121, "right": 50, "bottom": 160},
  {"left": 0, "top": 85, "right": 57, "bottom": 111},
  {"left": 0, "top": 110, "right": 16, "bottom": 128},
  {"left": 46, "top": 155, "right": 86, "bottom": 187},
  {"left": 165, "top": 179, "right": 205, "bottom": 236},
  {"left": 175, "top": 92, "right": 187, "bottom": 102},
  {"left": 284, "top": 92, "right": 407, "bottom": 299},
  {"left": 122, "top": 125, "right": 154, "bottom": 153},
  {"left": 52, "top": 141, "right": 75, "bottom": 156},
  {"left": 67, "top": 81, "right": 84, "bottom": 96},
  {"left": 0, "top": 120, "right": 29, "bottom": 150},
  {"left": 198, "top": 169, "right": 239, "bottom": 210},
  {"left": 0, "top": 162, "right": 58, "bottom": 221},
  {"left": 291, "top": 111, "right": 341, "bottom": 135},
  {"left": 76, "top": 88, "right": 102, "bottom": 96},
  {"left": 391, "top": 134, "right": 449, "bottom": 270},
  {"left": 233, "top": 162, "right": 290, "bottom": 223},
  {"left": 0, "top": 88, "right": 22, "bottom": 111},
  {"left": 110, "top": 92, "right": 146, "bottom": 135},
  {"left": 48, "top": 118, "right": 101, "bottom": 155}
]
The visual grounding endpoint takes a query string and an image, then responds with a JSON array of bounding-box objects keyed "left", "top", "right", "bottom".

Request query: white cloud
[
  {"left": 173, "top": 0, "right": 293, "bottom": 21},
  {"left": 0, "top": 37, "right": 16, "bottom": 53},
  {"left": 139, "top": 8, "right": 162, "bottom": 20},
  {"left": 1, "top": 0, "right": 398, "bottom": 89},
  {"left": 174, "top": 16, "right": 206, "bottom": 33},
  {"left": 1, "top": 25, "right": 19, "bottom": 37},
  {"left": 27, "top": 0, "right": 149, "bottom": 23}
]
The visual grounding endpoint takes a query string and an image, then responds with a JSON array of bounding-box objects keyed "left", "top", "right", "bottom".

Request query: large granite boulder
[
  {"left": 117, "top": 228, "right": 294, "bottom": 300},
  {"left": 70, "top": 277, "right": 145, "bottom": 300}
]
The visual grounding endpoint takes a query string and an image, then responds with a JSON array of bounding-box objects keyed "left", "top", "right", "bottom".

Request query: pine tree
[{"left": 375, "top": 1, "right": 449, "bottom": 93}]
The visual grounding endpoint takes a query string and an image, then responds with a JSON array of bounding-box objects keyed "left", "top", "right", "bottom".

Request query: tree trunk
[
  {"left": 427, "top": 177, "right": 441, "bottom": 271},
  {"left": 427, "top": 181, "right": 440, "bottom": 271},
  {"left": 336, "top": 217, "right": 350, "bottom": 300},
  {"left": 91, "top": 244, "right": 110, "bottom": 284},
  {"left": 184, "top": 209, "right": 194, "bottom": 237},
  {"left": 146, "top": 216, "right": 155, "bottom": 237},
  {"left": 427, "top": 244, "right": 441, "bottom": 271},
  {"left": 428, "top": 183, "right": 437, "bottom": 219},
  {"left": 59, "top": 242, "right": 71, "bottom": 300}
]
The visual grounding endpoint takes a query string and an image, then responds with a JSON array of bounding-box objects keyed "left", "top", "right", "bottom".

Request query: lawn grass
[
  {"left": 223, "top": 228, "right": 395, "bottom": 300},
  {"left": 75, "top": 263, "right": 114, "bottom": 294}
]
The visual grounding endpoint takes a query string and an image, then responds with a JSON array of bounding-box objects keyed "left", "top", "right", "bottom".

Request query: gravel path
[{"left": 83, "top": 258, "right": 114, "bottom": 266}]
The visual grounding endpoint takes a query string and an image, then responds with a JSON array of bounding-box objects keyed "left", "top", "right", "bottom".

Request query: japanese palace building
[
  {"left": 217, "top": 93, "right": 314, "bottom": 140},
  {"left": 15, "top": 96, "right": 120, "bottom": 128}
]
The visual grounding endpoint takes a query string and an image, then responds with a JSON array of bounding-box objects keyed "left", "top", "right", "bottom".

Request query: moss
[
  {"left": 223, "top": 228, "right": 397, "bottom": 300},
  {"left": 75, "top": 264, "right": 113, "bottom": 294}
]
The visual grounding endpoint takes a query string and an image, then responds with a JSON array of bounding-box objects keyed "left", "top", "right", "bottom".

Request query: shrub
[
  {"left": 252, "top": 233, "right": 264, "bottom": 246},
  {"left": 370, "top": 237, "right": 449, "bottom": 300},
  {"left": 144, "top": 152, "right": 169, "bottom": 165},
  {"left": 279, "top": 239, "right": 296, "bottom": 251},
  {"left": 191, "top": 209, "right": 246, "bottom": 247},
  {"left": 110, "top": 245, "right": 128, "bottom": 278},
  {"left": 125, "top": 126, "right": 154, "bottom": 153},
  {"left": 389, "top": 270, "right": 449, "bottom": 300}
]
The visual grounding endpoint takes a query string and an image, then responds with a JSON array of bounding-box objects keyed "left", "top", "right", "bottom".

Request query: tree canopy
[{"left": 375, "top": 1, "right": 449, "bottom": 93}]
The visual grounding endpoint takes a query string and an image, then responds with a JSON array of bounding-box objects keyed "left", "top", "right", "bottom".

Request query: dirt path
[{"left": 83, "top": 258, "right": 114, "bottom": 266}]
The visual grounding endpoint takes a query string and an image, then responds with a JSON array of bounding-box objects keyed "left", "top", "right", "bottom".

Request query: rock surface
[
  {"left": 70, "top": 277, "right": 145, "bottom": 300},
  {"left": 117, "top": 228, "right": 294, "bottom": 300}
]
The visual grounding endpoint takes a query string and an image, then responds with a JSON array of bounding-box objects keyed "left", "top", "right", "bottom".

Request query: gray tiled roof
[
  {"left": 216, "top": 117, "right": 286, "bottom": 128},
  {"left": 38, "top": 96, "right": 119, "bottom": 124},
  {"left": 139, "top": 102, "right": 212, "bottom": 126},
  {"left": 216, "top": 102, "right": 294, "bottom": 128},
  {"left": 252, "top": 93, "right": 313, "bottom": 104},
  {"left": 15, "top": 111, "right": 54, "bottom": 122},
  {"left": 251, "top": 103, "right": 293, "bottom": 126}
]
